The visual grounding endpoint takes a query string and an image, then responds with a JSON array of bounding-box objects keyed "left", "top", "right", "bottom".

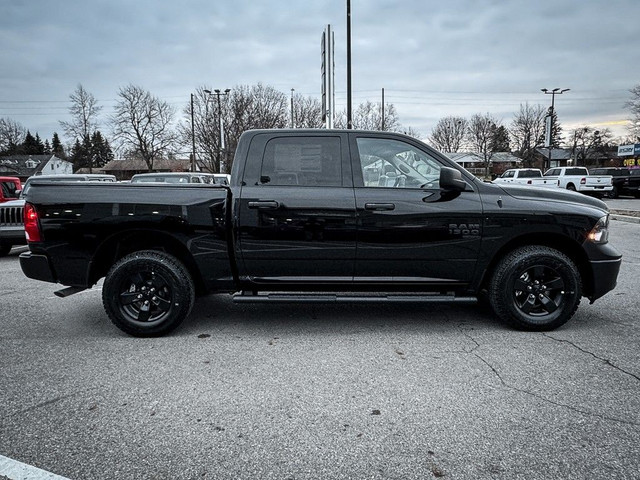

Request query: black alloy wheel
[
  {"left": 103, "top": 250, "right": 195, "bottom": 336},
  {"left": 118, "top": 270, "right": 173, "bottom": 324},
  {"left": 512, "top": 265, "right": 566, "bottom": 317},
  {"left": 489, "top": 246, "right": 581, "bottom": 331}
]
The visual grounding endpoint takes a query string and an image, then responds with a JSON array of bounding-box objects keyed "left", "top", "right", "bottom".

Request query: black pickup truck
[{"left": 20, "top": 129, "right": 621, "bottom": 336}]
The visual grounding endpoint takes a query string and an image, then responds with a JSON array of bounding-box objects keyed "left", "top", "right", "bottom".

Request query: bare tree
[
  {"left": 509, "top": 103, "right": 546, "bottom": 167},
  {"left": 467, "top": 113, "right": 500, "bottom": 177},
  {"left": 292, "top": 94, "right": 323, "bottom": 129},
  {"left": 357, "top": 100, "right": 400, "bottom": 131},
  {"left": 181, "top": 83, "right": 291, "bottom": 174},
  {"left": 111, "top": 84, "right": 178, "bottom": 171},
  {"left": 223, "top": 84, "right": 289, "bottom": 173},
  {"left": 0, "top": 117, "right": 26, "bottom": 153},
  {"left": 429, "top": 116, "right": 468, "bottom": 153},
  {"left": 59, "top": 84, "right": 102, "bottom": 142},
  {"left": 334, "top": 101, "right": 400, "bottom": 132},
  {"left": 625, "top": 84, "right": 640, "bottom": 140},
  {"left": 568, "top": 126, "right": 613, "bottom": 167},
  {"left": 178, "top": 88, "right": 219, "bottom": 173}
]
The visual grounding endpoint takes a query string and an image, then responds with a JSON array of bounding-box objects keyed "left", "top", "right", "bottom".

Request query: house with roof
[
  {"left": 445, "top": 152, "right": 522, "bottom": 177},
  {"left": 535, "top": 148, "right": 573, "bottom": 170},
  {"left": 0, "top": 155, "right": 72, "bottom": 182}
]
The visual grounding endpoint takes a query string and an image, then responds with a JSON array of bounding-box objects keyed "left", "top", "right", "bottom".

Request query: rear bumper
[
  {"left": 579, "top": 185, "right": 613, "bottom": 193},
  {"left": 0, "top": 226, "right": 26, "bottom": 245},
  {"left": 19, "top": 251, "right": 57, "bottom": 283}
]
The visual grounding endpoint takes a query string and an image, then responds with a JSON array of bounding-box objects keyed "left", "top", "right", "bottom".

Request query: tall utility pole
[
  {"left": 190, "top": 93, "right": 196, "bottom": 172},
  {"left": 346, "top": 0, "right": 352, "bottom": 129},
  {"left": 291, "top": 88, "right": 295, "bottom": 128},
  {"left": 381, "top": 88, "right": 385, "bottom": 131},
  {"left": 204, "top": 88, "right": 231, "bottom": 173},
  {"left": 541, "top": 87, "right": 570, "bottom": 170}
]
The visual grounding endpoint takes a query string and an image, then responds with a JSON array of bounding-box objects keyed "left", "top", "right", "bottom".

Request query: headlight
[{"left": 587, "top": 215, "right": 609, "bottom": 244}]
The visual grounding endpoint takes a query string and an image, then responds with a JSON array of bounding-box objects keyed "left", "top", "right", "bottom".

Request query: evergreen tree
[
  {"left": 34, "top": 133, "right": 45, "bottom": 153},
  {"left": 22, "top": 131, "right": 44, "bottom": 154},
  {"left": 44, "top": 139, "right": 52, "bottom": 155},
  {"left": 51, "top": 132, "right": 66, "bottom": 159},
  {"left": 70, "top": 138, "right": 89, "bottom": 171},
  {"left": 490, "top": 125, "right": 510, "bottom": 152},
  {"left": 90, "top": 130, "right": 113, "bottom": 168},
  {"left": 82, "top": 134, "right": 93, "bottom": 170}
]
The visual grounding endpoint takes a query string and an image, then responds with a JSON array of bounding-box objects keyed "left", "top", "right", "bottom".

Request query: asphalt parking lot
[{"left": 1, "top": 218, "right": 639, "bottom": 480}]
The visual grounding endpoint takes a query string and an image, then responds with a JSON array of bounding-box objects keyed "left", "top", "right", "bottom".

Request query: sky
[{"left": 1, "top": 0, "right": 639, "bottom": 148}]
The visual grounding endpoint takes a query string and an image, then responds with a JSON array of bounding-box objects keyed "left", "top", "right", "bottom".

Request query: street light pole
[
  {"left": 204, "top": 88, "right": 231, "bottom": 173},
  {"left": 381, "top": 88, "right": 385, "bottom": 131},
  {"left": 346, "top": 0, "right": 352, "bottom": 129},
  {"left": 291, "top": 88, "right": 295, "bottom": 128},
  {"left": 541, "top": 87, "right": 570, "bottom": 170},
  {"left": 190, "top": 93, "right": 196, "bottom": 172}
]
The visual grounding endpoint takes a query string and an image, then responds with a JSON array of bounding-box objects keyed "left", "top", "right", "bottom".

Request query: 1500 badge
[{"left": 449, "top": 223, "right": 481, "bottom": 235}]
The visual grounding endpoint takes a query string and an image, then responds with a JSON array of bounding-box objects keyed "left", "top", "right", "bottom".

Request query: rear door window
[{"left": 259, "top": 137, "right": 342, "bottom": 187}]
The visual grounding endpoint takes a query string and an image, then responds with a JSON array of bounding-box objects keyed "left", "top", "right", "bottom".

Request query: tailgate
[{"left": 585, "top": 176, "right": 612, "bottom": 187}]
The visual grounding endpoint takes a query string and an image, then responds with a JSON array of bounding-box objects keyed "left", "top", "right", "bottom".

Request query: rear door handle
[
  {"left": 364, "top": 203, "right": 395, "bottom": 211},
  {"left": 248, "top": 200, "right": 280, "bottom": 209}
]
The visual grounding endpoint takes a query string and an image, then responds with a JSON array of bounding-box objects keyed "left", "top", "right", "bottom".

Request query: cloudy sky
[{"left": 1, "top": 0, "right": 639, "bottom": 146}]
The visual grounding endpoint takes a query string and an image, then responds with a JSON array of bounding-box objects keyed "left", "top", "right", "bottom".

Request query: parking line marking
[{"left": 0, "top": 454, "right": 71, "bottom": 480}]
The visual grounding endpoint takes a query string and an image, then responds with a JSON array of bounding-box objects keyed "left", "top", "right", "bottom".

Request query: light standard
[
  {"left": 290, "top": 88, "right": 295, "bottom": 128},
  {"left": 190, "top": 93, "right": 196, "bottom": 172},
  {"left": 204, "top": 88, "right": 231, "bottom": 173},
  {"left": 541, "top": 88, "right": 570, "bottom": 170}
]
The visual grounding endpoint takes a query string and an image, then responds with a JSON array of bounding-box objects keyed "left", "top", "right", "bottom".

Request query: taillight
[
  {"left": 580, "top": 177, "right": 586, "bottom": 184},
  {"left": 24, "top": 202, "right": 42, "bottom": 242}
]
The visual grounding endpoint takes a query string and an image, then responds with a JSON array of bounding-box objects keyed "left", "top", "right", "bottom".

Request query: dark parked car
[{"left": 590, "top": 167, "right": 640, "bottom": 198}]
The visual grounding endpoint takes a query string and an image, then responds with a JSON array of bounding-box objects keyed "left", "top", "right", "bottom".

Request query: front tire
[
  {"left": 489, "top": 246, "right": 581, "bottom": 331},
  {"left": 102, "top": 250, "right": 195, "bottom": 337}
]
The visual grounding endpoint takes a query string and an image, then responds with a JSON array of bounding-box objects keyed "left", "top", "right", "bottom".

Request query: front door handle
[
  {"left": 248, "top": 200, "right": 280, "bottom": 209},
  {"left": 364, "top": 203, "right": 395, "bottom": 211}
]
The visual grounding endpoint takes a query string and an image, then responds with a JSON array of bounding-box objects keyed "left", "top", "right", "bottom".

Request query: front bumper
[
  {"left": 19, "top": 251, "right": 57, "bottom": 283},
  {"left": 586, "top": 242, "right": 622, "bottom": 302}
]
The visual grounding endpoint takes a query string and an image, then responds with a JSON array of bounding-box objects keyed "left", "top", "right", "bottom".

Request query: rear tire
[
  {"left": 102, "top": 250, "right": 195, "bottom": 337},
  {"left": 0, "top": 242, "right": 11, "bottom": 256},
  {"left": 489, "top": 246, "right": 581, "bottom": 331},
  {"left": 606, "top": 186, "right": 619, "bottom": 199}
]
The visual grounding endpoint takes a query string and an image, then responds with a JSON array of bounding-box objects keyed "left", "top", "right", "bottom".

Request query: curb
[{"left": 610, "top": 213, "right": 640, "bottom": 224}]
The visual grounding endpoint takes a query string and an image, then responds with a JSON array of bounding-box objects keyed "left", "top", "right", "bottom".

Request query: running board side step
[
  {"left": 232, "top": 293, "right": 477, "bottom": 304},
  {"left": 54, "top": 286, "right": 87, "bottom": 298}
]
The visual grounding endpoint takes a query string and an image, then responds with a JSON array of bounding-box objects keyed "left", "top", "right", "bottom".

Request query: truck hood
[{"left": 495, "top": 184, "right": 608, "bottom": 211}]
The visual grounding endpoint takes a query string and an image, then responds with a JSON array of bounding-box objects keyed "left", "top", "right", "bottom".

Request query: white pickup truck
[
  {"left": 495, "top": 169, "right": 548, "bottom": 185},
  {"left": 495, "top": 167, "right": 613, "bottom": 196},
  {"left": 494, "top": 168, "right": 559, "bottom": 188},
  {"left": 543, "top": 167, "right": 613, "bottom": 196}
]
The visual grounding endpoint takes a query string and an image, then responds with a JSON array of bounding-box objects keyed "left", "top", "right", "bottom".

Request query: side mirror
[{"left": 440, "top": 167, "right": 467, "bottom": 192}]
